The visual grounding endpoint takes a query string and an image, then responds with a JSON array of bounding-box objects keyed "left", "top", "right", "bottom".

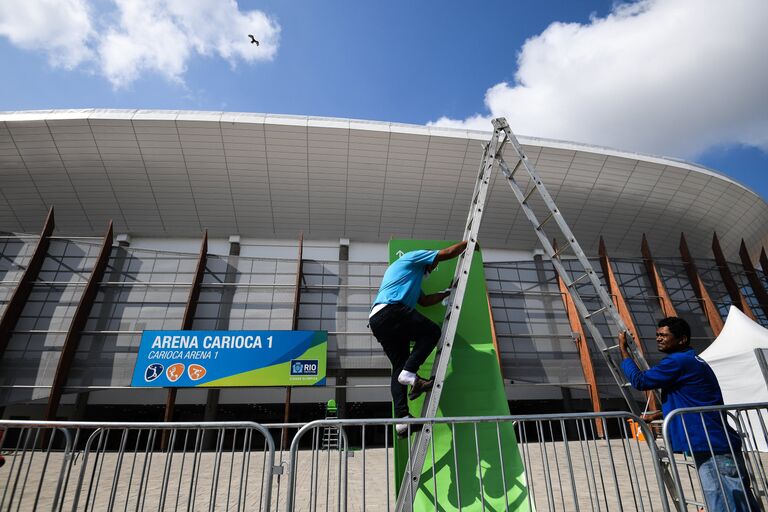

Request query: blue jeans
[{"left": 694, "top": 452, "right": 761, "bottom": 511}]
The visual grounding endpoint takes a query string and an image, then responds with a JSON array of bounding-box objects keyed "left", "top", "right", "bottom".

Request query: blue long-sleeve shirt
[{"left": 621, "top": 348, "right": 741, "bottom": 454}]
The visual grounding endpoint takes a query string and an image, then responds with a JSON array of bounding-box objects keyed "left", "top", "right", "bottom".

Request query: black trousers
[{"left": 369, "top": 303, "right": 441, "bottom": 417}]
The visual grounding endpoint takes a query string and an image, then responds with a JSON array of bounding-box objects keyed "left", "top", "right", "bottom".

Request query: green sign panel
[{"left": 389, "top": 240, "right": 530, "bottom": 511}]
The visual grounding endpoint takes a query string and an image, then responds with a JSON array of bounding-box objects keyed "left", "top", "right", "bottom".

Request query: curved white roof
[{"left": 0, "top": 109, "right": 766, "bottom": 259}]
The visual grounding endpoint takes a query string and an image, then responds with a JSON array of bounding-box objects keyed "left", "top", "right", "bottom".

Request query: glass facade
[
  {"left": 298, "top": 259, "right": 387, "bottom": 369},
  {"left": 68, "top": 247, "right": 199, "bottom": 389},
  {"left": 654, "top": 258, "right": 716, "bottom": 352},
  {"left": 697, "top": 258, "right": 739, "bottom": 320},
  {"left": 0, "top": 238, "right": 102, "bottom": 404},
  {"left": 730, "top": 265, "right": 768, "bottom": 326},
  {"left": 611, "top": 258, "right": 666, "bottom": 366},
  {"left": 193, "top": 255, "right": 295, "bottom": 331},
  {"left": 0, "top": 234, "right": 37, "bottom": 317},
  {"left": 484, "top": 259, "right": 581, "bottom": 390},
  {"left": 1, "top": 233, "right": 766, "bottom": 416}
]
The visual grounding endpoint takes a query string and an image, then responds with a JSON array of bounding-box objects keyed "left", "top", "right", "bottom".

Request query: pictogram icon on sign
[
  {"left": 166, "top": 363, "right": 185, "bottom": 382},
  {"left": 145, "top": 363, "right": 163, "bottom": 382},
  {"left": 188, "top": 364, "right": 206, "bottom": 381}
]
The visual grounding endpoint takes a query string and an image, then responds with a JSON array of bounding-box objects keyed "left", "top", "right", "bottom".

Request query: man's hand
[
  {"left": 641, "top": 411, "right": 663, "bottom": 422},
  {"left": 418, "top": 290, "right": 451, "bottom": 307},
  {"left": 618, "top": 330, "right": 630, "bottom": 359}
]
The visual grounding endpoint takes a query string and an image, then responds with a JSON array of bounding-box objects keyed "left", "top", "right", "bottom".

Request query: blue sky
[{"left": 0, "top": 0, "right": 766, "bottom": 199}]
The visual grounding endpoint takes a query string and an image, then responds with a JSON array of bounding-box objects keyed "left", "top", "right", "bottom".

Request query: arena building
[{"left": 0, "top": 109, "right": 767, "bottom": 423}]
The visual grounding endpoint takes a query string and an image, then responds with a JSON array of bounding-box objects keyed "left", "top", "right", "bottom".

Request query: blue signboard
[{"left": 130, "top": 330, "right": 327, "bottom": 387}]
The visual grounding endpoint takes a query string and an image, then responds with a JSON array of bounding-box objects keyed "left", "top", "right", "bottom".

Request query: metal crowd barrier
[
  {"left": 11, "top": 409, "right": 749, "bottom": 511},
  {"left": 0, "top": 420, "right": 275, "bottom": 512},
  {"left": 285, "top": 411, "right": 671, "bottom": 512},
  {"left": 662, "top": 402, "right": 768, "bottom": 511},
  {"left": 261, "top": 421, "right": 350, "bottom": 512}
]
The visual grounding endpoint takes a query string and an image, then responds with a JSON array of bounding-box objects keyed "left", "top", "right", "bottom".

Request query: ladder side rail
[
  {"left": 461, "top": 141, "right": 493, "bottom": 233},
  {"left": 424, "top": 130, "right": 501, "bottom": 418},
  {"left": 394, "top": 129, "right": 502, "bottom": 512}
]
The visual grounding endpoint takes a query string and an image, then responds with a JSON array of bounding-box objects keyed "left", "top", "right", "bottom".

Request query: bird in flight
[{"left": 248, "top": 34, "right": 259, "bottom": 45}]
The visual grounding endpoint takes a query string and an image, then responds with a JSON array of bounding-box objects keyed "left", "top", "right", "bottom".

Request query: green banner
[{"left": 389, "top": 240, "right": 530, "bottom": 511}]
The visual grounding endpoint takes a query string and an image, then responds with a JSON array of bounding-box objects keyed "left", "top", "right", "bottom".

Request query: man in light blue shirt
[{"left": 369, "top": 241, "right": 467, "bottom": 437}]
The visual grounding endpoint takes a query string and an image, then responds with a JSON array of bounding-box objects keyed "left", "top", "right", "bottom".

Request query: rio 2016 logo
[{"left": 290, "top": 359, "right": 318, "bottom": 376}]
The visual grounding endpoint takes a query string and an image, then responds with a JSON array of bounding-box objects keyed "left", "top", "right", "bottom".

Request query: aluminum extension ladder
[{"left": 395, "top": 117, "right": 675, "bottom": 510}]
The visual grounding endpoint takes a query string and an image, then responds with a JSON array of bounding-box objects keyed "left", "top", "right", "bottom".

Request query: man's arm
[
  {"left": 418, "top": 290, "right": 450, "bottom": 307},
  {"left": 416, "top": 241, "right": 468, "bottom": 307},
  {"left": 435, "top": 241, "right": 468, "bottom": 263},
  {"left": 622, "top": 354, "right": 682, "bottom": 391}
]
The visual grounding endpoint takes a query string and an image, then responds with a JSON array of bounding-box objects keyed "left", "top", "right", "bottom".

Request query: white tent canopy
[{"left": 700, "top": 306, "right": 768, "bottom": 451}]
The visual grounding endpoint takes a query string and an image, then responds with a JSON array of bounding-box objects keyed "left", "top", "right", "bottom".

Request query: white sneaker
[
  {"left": 398, "top": 370, "right": 416, "bottom": 386},
  {"left": 395, "top": 415, "right": 423, "bottom": 438}
]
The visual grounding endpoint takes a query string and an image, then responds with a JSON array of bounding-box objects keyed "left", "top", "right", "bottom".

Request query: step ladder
[
  {"left": 322, "top": 400, "right": 340, "bottom": 450},
  {"left": 321, "top": 422, "right": 340, "bottom": 450},
  {"left": 395, "top": 117, "right": 678, "bottom": 510},
  {"left": 393, "top": 125, "right": 504, "bottom": 512}
]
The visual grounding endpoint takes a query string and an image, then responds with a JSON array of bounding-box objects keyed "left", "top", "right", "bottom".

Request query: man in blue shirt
[
  {"left": 620, "top": 317, "right": 759, "bottom": 511},
  {"left": 369, "top": 241, "right": 467, "bottom": 437}
]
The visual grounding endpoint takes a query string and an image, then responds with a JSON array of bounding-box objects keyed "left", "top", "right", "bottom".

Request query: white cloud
[
  {"left": 0, "top": 0, "right": 280, "bottom": 88},
  {"left": 0, "top": 0, "right": 94, "bottom": 68},
  {"left": 162, "top": 0, "right": 279, "bottom": 63},
  {"left": 430, "top": 0, "right": 768, "bottom": 158},
  {"left": 99, "top": 0, "right": 280, "bottom": 87},
  {"left": 98, "top": 1, "right": 191, "bottom": 86}
]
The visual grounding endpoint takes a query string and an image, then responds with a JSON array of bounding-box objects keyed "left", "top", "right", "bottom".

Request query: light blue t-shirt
[{"left": 373, "top": 250, "right": 438, "bottom": 308}]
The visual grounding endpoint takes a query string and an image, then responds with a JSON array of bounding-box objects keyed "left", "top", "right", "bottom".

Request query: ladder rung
[
  {"left": 585, "top": 305, "right": 609, "bottom": 318},
  {"left": 500, "top": 159, "right": 522, "bottom": 179},
  {"left": 522, "top": 184, "right": 538, "bottom": 204},
  {"left": 552, "top": 241, "right": 571, "bottom": 259},
  {"left": 536, "top": 211, "right": 555, "bottom": 230},
  {"left": 603, "top": 344, "right": 620, "bottom": 352},
  {"left": 568, "top": 272, "right": 590, "bottom": 287}
]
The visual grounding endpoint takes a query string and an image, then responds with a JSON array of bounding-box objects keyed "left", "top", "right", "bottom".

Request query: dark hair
[{"left": 658, "top": 317, "right": 691, "bottom": 343}]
